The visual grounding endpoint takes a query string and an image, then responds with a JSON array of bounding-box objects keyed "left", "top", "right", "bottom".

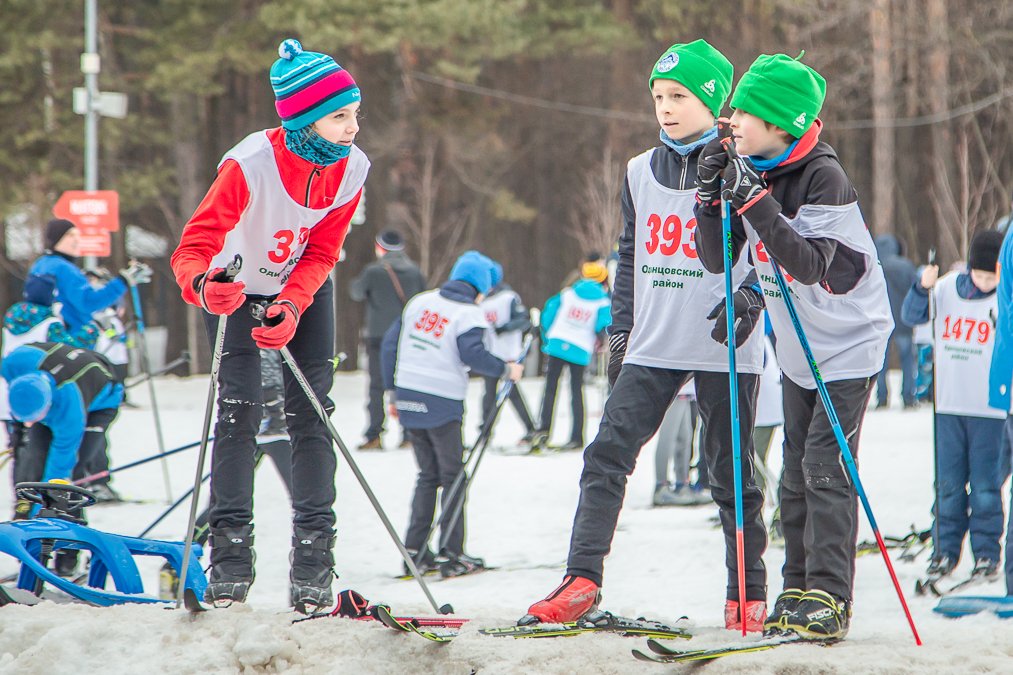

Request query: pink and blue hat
[{"left": 271, "top": 39, "right": 360, "bottom": 130}]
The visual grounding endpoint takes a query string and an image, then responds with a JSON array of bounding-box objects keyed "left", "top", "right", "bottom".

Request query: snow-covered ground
[{"left": 0, "top": 370, "right": 1011, "bottom": 674}]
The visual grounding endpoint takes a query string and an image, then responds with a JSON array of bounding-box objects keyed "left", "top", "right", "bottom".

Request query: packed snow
[{"left": 0, "top": 370, "right": 1010, "bottom": 674}]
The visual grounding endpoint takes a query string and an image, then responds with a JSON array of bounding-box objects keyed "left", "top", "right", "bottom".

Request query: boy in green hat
[
  {"left": 520, "top": 40, "right": 770, "bottom": 632},
  {"left": 694, "top": 54, "right": 894, "bottom": 639}
]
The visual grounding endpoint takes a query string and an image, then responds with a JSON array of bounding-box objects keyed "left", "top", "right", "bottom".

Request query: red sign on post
[
  {"left": 52, "top": 190, "right": 119, "bottom": 232},
  {"left": 78, "top": 226, "right": 111, "bottom": 257}
]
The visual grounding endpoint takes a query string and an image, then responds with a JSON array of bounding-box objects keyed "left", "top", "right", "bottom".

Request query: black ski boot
[
  {"left": 290, "top": 527, "right": 337, "bottom": 615},
  {"left": 438, "top": 551, "right": 486, "bottom": 579},
  {"left": 403, "top": 548, "right": 440, "bottom": 576},
  {"left": 783, "top": 589, "right": 850, "bottom": 640},
  {"left": 763, "top": 588, "right": 803, "bottom": 636},
  {"left": 972, "top": 558, "right": 1000, "bottom": 580},
  {"left": 54, "top": 550, "right": 79, "bottom": 578},
  {"left": 204, "top": 525, "right": 256, "bottom": 607}
]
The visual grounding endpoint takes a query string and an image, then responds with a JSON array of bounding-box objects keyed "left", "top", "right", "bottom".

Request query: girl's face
[
  {"left": 652, "top": 79, "right": 715, "bottom": 144},
  {"left": 729, "top": 109, "right": 792, "bottom": 159},
  {"left": 312, "top": 101, "right": 360, "bottom": 145},
  {"left": 54, "top": 227, "right": 81, "bottom": 257}
]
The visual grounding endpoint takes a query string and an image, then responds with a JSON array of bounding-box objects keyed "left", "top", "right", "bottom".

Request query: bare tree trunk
[
  {"left": 870, "top": 0, "right": 895, "bottom": 236},
  {"left": 926, "top": 0, "right": 961, "bottom": 265},
  {"left": 171, "top": 93, "right": 209, "bottom": 374}
]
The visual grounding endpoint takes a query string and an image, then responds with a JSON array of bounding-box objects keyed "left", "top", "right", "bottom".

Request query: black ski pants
[
  {"left": 404, "top": 421, "right": 467, "bottom": 555},
  {"left": 482, "top": 375, "right": 535, "bottom": 434},
  {"left": 364, "top": 337, "right": 387, "bottom": 441},
  {"left": 779, "top": 375, "right": 874, "bottom": 602},
  {"left": 540, "top": 355, "right": 585, "bottom": 445},
  {"left": 202, "top": 278, "right": 337, "bottom": 534},
  {"left": 567, "top": 364, "right": 766, "bottom": 601}
]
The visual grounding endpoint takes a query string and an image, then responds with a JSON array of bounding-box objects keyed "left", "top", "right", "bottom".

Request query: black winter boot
[
  {"left": 290, "top": 527, "right": 337, "bottom": 615},
  {"left": 204, "top": 525, "right": 256, "bottom": 607}
]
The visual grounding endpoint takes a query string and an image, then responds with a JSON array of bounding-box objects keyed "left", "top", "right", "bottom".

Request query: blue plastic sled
[
  {"left": 934, "top": 596, "right": 1013, "bottom": 619},
  {"left": 0, "top": 519, "right": 206, "bottom": 606}
]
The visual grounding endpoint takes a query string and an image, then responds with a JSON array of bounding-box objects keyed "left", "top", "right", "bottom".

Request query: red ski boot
[
  {"left": 518, "top": 575, "right": 601, "bottom": 626},
  {"left": 725, "top": 599, "right": 767, "bottom": 633}
]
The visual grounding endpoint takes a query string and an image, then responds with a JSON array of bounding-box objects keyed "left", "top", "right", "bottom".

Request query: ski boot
[
  {"left": 768, "top": 506, "right": 784, "bottom": 547},
  {"left": 653, "top": 483, "right": 696, "bottom": 507},
  {"left": 290, "top": 527, "right": 337, "bottom": 615},
  {"left": 13, "top": 499, "right": 31, "bottom": 521},
  {"left": 725, "top": 599, "right": 766, "bottom": 633},
  {"left": 438, "top": 552, "right": 486, "bottom": 579},
  {"left": 916, "top": 555, "right": 955, "bottom": 595},
  {"left": 527, "top": 431, "right": 549, "bottom": 453},
  {"left": 54, "top": 549, "right": 79, "bottom": 578},
  {"left": 159, "top": 561, "right": 180, "bottom": 601},
  {"left": 519, "top": 575, "right": 601, "bottom": 625},
  {"left": 89, "top": 483, "right": 124, "bottom": 504},
  {"left": 762, "top": 588, "right": 803, "bottom": 636},
  {"left": 783, "top": 589, "right": 850, "bottom": 640},
  {"left": 204, "top": 525, "right": 256, "bottom": 607},
  {"left": 972, "top": 557, "right": 1000, "bottom": 580},
  {"left": 403, "top": 548, "right": 441, "bottom": 576},
  {"left": 558, "top": 439, "right": 584, "bottom": 452}
]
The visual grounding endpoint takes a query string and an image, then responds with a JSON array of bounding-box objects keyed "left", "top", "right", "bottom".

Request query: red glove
[
  {"left": 252, "top": 301, "right": 299, "bottom": 349},
  {"left": 195, "top": 268, "right": 246, "bottom": 315}
]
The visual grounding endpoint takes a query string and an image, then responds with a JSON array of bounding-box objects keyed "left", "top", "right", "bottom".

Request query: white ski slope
[{"left": 0, "top": 370, "right": 1010, "bottom": 674}]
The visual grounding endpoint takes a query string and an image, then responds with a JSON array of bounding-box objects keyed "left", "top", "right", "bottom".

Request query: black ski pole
[
  {"left": 431, "top": 334, "right": 536, "bottom": 559},
  {"left": 72, "top": 438, "right": 208, "bottom": 486},
  {"left": 176, "top": 254, "right": 242, "bottom": 610},
  {"left": 124, "top": 351, "right": 192, "bottom": 389},
  {"left": 138, "top": 472, "right": 211, "bottom": 539},
  {"left": 250, "top": 303, "right": 449, "bottom": 615}
]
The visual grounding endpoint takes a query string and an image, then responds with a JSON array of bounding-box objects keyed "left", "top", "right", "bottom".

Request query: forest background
[{"left": 2, "top": 0, "right": 1012, "bottom": 372}]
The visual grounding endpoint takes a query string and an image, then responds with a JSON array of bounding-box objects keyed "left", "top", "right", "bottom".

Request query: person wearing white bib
[
  {"left": 480, "top": 260, "right": 537, "bottom": 443},
  {"left": 381, "top": 252, "right": 523, "bottom": 579},
  {"left": 170, "top": 40, "right": 368, "bottom": 612},
  {"left": 694, "top": 55, "right": 892, "bottom": 639},
  {"left": 522, "top": 41, "right": 769, "bottom": 633},
  {"left": 532, "top": 262, "right": 612, "bottom": 451},
  {"left": 902, "top": 231, "right": 1006, "bottom": 584}
]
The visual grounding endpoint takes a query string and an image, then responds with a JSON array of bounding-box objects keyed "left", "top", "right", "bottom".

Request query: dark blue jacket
[
  {"left": 381, "top": 280, "right": 506, "bottom": 428},
  {"left": 901, "top": 273, "right": 993, "bottom": 328},
  {"left": 29, "top": 252, "right": 126, "bottom": 331}
]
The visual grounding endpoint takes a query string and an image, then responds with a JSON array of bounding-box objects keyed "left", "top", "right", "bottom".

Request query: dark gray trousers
[
  {"left": 404, "top": 421, "right": 467, "bottom": 555},
  {"left": 779, "top": 375, "right": 874, "bottom": 602},
  {"left": 567, "top": 364, "right": 767, "bottom": 601}
]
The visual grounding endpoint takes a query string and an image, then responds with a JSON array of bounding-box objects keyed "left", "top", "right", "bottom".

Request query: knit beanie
[
  {"left": 45, "top": 218, "right": 76, "bottom": 251},
  {"left": 968, "top": 230, "right": 1004, "bottom": 273},
  {"left": 489, "top": 261, "right": 504, "bottom": 288},
  {"left": 23, "top": 274, "right": 56, "bottom": 306},
  {"left": 650, "top": 40, "right": 734, "bottom": 118},
  {"left": 376, "top": 230, "right": 404, "bottom": 252},
  {"left": 449, "top": 251, "right": 493, "bottom": 295},
  {"left": 582, "top": 261, "right": 608, "bottom": 284},
  {"left": 271, "top": 39, "right": 360, "bottom": 131},
  {"left": 9, "top": 372, "right": 54, "bottom": 423},
  {"left": 730, "top": 53, "right": 826, "bottom": 136}
]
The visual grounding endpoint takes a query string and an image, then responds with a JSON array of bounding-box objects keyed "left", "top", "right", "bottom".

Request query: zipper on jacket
[
  {"left": 305, "top": 167, "right": 321, "bottom": 207},
  {"left": 679, "top": 158, "right": 689, "bottom": 190}
]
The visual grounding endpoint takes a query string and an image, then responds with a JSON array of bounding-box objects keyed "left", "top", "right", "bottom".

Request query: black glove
[
  {"left": 607, "top": 331, "right": 628, "bottom": 389},
  {"left": 721, "top": 155, "right": 767, "bottom": 212},
  {"left": 706, "top": 286, "right": 765, "bottom": 346},
  {"left": 695, "top": 137, "right": 730, "bottom": 203}
]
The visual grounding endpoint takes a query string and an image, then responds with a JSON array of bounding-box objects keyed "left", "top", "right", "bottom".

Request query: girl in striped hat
[{"left": 170, "top": 39, "right": 369, "bottom": 613}]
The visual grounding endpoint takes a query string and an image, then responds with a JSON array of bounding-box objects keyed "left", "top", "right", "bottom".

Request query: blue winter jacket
[
  {"left": 1, "top": 345, "right": 123, "bottom": 480},
  {"left": 990, "top": 231, "right": 1013, "bottom": 411},
  {"left": 541, "top": 279, "right": 612, "bottom": 366},
  {"left": 28, "top": 253, "right": 126, "bottom": 331}
]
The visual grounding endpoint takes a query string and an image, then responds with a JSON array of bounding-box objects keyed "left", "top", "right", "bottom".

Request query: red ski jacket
[{"left": 170, "top": 127, "right": 361, "bottom": 315}]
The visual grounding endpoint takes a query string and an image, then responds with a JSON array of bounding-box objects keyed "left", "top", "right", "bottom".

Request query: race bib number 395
[{"left": 415, "top": 310, "right": 450, "bottom": 338}]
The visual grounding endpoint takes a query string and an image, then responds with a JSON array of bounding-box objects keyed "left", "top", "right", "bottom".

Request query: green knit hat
[
  {"left": 729, "top": 53, "right": 826, "bottom": 136},
  {"left": 649, "top": 40, "right": 733, "bottom": 118}
]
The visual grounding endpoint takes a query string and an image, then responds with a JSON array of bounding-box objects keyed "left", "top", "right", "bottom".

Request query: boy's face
[
  {"left": 971, "top": 269, "right": 999, "bottom": 293},
  {"left": 312, "top": 101, "right": 360, "bottom": 146},
  {"left": 729, "top": 109, "right": 792, "bottom": 159},
  {"left": 652, "top": 80, "right": 714, "bottom": 144}
]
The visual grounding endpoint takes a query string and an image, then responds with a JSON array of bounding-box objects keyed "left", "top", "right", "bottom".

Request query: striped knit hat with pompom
[{"left": 271, "top": 39, "right": 360, "bottom": 130}]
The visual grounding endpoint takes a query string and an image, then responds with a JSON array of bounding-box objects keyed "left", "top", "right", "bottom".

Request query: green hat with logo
[
  {"left": 730, "top": 53, "right": 826, "bottom": 136},
  {"left": 649, "top": 40, "right": 733, "bottom": 118}
]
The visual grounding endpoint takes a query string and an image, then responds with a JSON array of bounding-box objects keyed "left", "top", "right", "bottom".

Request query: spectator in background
[
  {"left": 28, "top": 219, "right": 145, "bottom": 339},
  {"left": 350, "top": 230, "right": 426, "bottom": 450},
  {"left": 875, "top": 234, "right": 919, "bottom": 409}
]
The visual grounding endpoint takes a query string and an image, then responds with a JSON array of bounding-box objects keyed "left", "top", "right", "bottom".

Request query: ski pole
[
  {"left": 72, "top": 438, "right": 206, "bottom": 486},
  {"left": 127, "top": 276, "right": 173, "bottom": 503},
  {"left": 927, "top": 249, "right": 940, "bottom": 561},
  {"left": 769, "top": 259, "right": 922, "bottom": 645},
  {"left": 250, "top": 303, "right": 448, "bottom": 615},
  {"left": 124, "top": 351, "right": 191, "bottom": 389},
  {"left": 138, "top": 471, "right": 210, "bottom": 539},
  {"left": 433, "top": 334, "right": 535, "bottom": 559},
  {"left": 720, "top": 193, "right": 748, "bottom": 637},
  {"left": 176, "top": 254, "right": 242, "bottom": 610}
]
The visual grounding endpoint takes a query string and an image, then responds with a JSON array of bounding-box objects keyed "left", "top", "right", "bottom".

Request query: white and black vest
[{"left": 481, "top": 289, "right": 523, "bottom": 361}]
